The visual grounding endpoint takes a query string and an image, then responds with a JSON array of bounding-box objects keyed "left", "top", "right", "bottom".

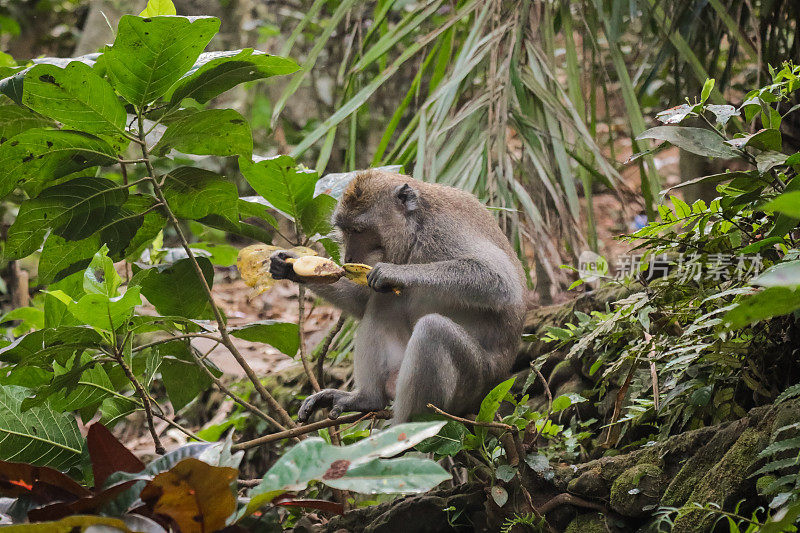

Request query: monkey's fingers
[{"left": 297, "top": 390, "right": 335, "bottom": 422}]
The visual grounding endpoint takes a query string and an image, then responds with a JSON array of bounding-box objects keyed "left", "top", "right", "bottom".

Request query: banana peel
[{"left": 236, "top": 245, "right": 376, "bottom": 299}]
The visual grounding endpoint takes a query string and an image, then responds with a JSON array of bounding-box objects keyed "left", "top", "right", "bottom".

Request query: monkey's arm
[
  {"left": 270, "top": 251, "right": 370, "bottom": 318},
  {"left": 367, "top": 258, "right": 520, "bottom": 309}
]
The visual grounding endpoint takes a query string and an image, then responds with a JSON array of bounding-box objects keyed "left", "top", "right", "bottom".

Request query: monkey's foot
[{"left": 298, "top": 389, "right": 383, "bottom": 423}]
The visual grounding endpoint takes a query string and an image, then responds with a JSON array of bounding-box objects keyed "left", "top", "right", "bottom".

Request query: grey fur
[{"left": 272, "top": 170, "right": 526, "bottom": 423}]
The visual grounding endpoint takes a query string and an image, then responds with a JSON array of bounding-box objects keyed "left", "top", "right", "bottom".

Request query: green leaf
[
  {"left": 22, "top": 62, "right": 126, "bottom": 135},
  {"left": 551, "top": 395, "right": 572, "bottom": 412},
  {"left": 140, "top": 0, "right": 176, "bottom": 16},
  {"left": 752, "top": 261, "right": 800, "bottom": 288},
  {"left": 415, "top": 420, "right": 469, "bottom": 457},
  {"left": 324, "top": 456, "right": 450, "bottom": 493},
  {"left": 189, "top": 242, "right": 239, "bottom": 267},
  {"left": 0, "top": 326, "right": 103, "bottom": 368},
  {"left": 137, "top": 258, "right": 215, "bottom": 319},
  {"left": 299, "top": 193, "right": 336, "bottom": 237},
  {"left": 637, "top": 126, "right": 740, "bottom": 159},
  {"left": 158, "top": 341, "right": 214, "bottom": 411},
  {"left": 247, "top": 422, "right": 445, "bottom": 513},
  {"left": 0, "top": 103, "right": 53, "bottom": 143},
  {"left": 167, "top": 48, "right": 298, "bottom": 105},
  {"left": 476, "top": 377, "right": 515, "bottom": 423},
  {"left": 5, "top": 177, "right": 128, "bottom": 260},
  {"left": 700, "top": 78, "right": 715, "bottom": 103},
  {"left": 0, "top": 385, "right": 83, "bottom": 469},
  {"left": 727, "top": 129, "right": 783, "bottom": 152},
  {"left": 152, "top": 108, "right": 252, "bottom": 157},
  {"left": 0, "top": 128, "right": 117, "bottom": 200},
  {"left": 83, "top": 245, "right": 122, "bottom": 297},
  {"left": 105, "top": 15, "right": 219, "bottom": 107},
  {"left": 762, "top": 191, "right": 800, "bottom": 218},
  {"left": 229, "top": 321, "right": 299, "bottom": 357},
  {"left": 724, "top": 287, "right": 800, "bottom": 329},
  {"left": 706, "top": 104, "right": 739, "bottom": 126},
  {"left": 239, "top": 155, "right": 316, "bottom": 219},
  {"left": 162, "top": 166, "right": 238, "bottom": 222},
  {"left": 69, "top": 287, "right": 142, "bottom": 331}
]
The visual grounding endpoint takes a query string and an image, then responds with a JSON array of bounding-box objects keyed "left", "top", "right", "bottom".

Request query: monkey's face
[{"left": 339, "top": 224, "right": 386, "bottom": 266}]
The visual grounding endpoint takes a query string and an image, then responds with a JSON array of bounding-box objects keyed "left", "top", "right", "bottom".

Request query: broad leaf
[
  {"left": 724, "top": 287, "right": 800, "bottom": 329},
  {"left": 158, "top": 341, "right": 216, "bottom": 411},
  {"left": 763, "top": 191, "right": 800, "bottom": 218},
  {"left": 229, "top": 321, "right": 299, "bottom": 357},
  {"left": 0, "top": 103, "right": 53, "bottom": 143},
  {"left": 239, "top": 155, "right": 317, "bottom": 218},
  {"left": 139, "top": 458, "right": 237, "bottom": 533},
  {"left": 0, "top": 128, "right": 117, "bottom": 200},
  {"left": 0, "top": 326, "right": 104, "bottom": 368},
  {"left": 162, "top": 166, "right": 238, "bottom": 222},
  {"left": 637, "top": 126, "right": 740, "bottom": 159},
  {"left": 153, "top": 108, "right": 252, "bottom": 157},
  {"left": 727, "top": 128, "right": 783, "bottom": 152},
  {"left": 0, "top": 458, "right": 90, "bottom": 502},
  {"left": 23, "top": 62, "right": 126, "bottom": 135},
  {"left": 83, "top": 245, "right": 123, "bottom": 297},
  {"left": 63, "top": 287, "right": 142, "bottom": 331},
  {"left": 0, "top": 385, "right": 83, "bottom": 469},
  {"left": 105, "top": 15, "right": 219, "bottom": 107},
  {"left": 752, "top": 261, "right": 800, "bottom": 288},
  {"left": 140, "top": 0, "right": 176, "bottom": 16},
  {"left": 168, "top": 48, "right": 298, "bottom": 105},
  {"left": 324, "top": 457, "right": 450, "bottom": 493},
  {"left": 299, "top": 193, "right": 337, "bottom": 237},
  {"left": 87, "top": 422, "right": 145, "bottom": 489},
  {"left": 5, "top": 177, "right": 128, "bottom": 260},
  {"left": 136, "top": 258, "right": 215, "bottom": 319}
]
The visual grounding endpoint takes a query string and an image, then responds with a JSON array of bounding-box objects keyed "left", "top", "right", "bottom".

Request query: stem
[
  {"left": 187, "top": 344, "right": 291, "bottom": 435},
  {"left": 135, "top": 111, "right": 297, "bottom": 429},
  {"left": 113, "top": 348, "right": 165, "bottom": 455},
  {"left": 426, "top": 404, "right": 513, "bottom": 430},
  {"left": 132, "top": 333, "right": 225, "bottom": 353},
  {"left": 232, "top": 410, "right": 392, "bottom": 451},
  {"left": 298, "top": 285, "right": 321, "bottom": 393},
  {"left": 315, "top": 315, "right": 345, "bottom": 387}
]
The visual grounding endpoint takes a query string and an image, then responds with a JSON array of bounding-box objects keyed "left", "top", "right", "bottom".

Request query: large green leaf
[
  {"left": 37, "top": 194, "right": 166, "bottom": 284},
  {"left": 162, "top": 166, "right": 238, "bottom": 222},
  {"left": 238, "top": 155, "right": 316, "bottom": 218},
  {"left": 5, "top": 177, "right": 128, "bottom": 260},
  {"left": 637, "top": 126, "right": 741, "bottom": 159},
  {"left": 0, "top": 385, "right": 83, "bottom": 469},
  {"left": 324, "top": 457, "right": 451, "bottom": 493},
  {"left": 752, "top": 261, "right": 800, "bottom": 288},
  {"left": 247, "top": 422, "right": 446, "bottom": 514},
  {"left": 157, "top": 341, "right": 214, "bottom": 411},
  {"left": 723, "top": 287, "right": 800, "bottom": 329},
  {"left": 167, "top": 48, "right": 298, "bottom": 105},
  {"left": 229, "top": 321, "right": 299, "bottom": 357},
  {"left": 22, "top": 62, "right": 126, "bottom": 135},
  {"left": 49, "top": 287, "right": 142, "bottom": 332},
  {"left": 105, "top": 15, "right": 219, "bottom": 107},
  {"left": 299, "top": 193, "right": 336, "bottom": 237},
  {"left": 137, "top": 258, "right": 215, "bottom": 319},
  {"left": 763, "top": 191, "right": 800, "bottom": 219},
  {"left": 0, "top": 128, "right": 117, "bottom": 200},
  {"left": 83, "top": 246, "right": 123, "bottom": 297},
  {"left": 152, "top": 108, "right": 252, "bottom": 157},
  {"left": 0, "top": 326, "right": 104, "bottom": 368},
  {"left": 0, "top": 103, "right": 53, "bottom": 143}
]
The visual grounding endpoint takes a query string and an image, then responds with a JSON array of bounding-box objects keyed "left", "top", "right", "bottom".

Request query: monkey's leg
[
  {"left": 298, "top": 388, "right": 385, "bottom": 422},
  {"left": 392, "top": 313, "right": 491, "bottom": 423}
]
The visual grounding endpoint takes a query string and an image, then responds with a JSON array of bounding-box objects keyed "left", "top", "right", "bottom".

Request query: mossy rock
[
  {"left": 609, "top": 463, "right": 665, "bottom": 517},
  {"left": 567, "top": 469, "right": 608, "bottom": 499},
  {"left": 564, "top": 512, "right": 609, "bottom": 533}
]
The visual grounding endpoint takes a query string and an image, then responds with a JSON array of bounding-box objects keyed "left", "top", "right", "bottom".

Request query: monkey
[{"left": 270, "top": 169, "right": 526, "bottom": 423}]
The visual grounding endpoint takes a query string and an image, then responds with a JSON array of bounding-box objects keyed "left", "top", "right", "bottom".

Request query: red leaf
[
  {"left": 276, "top": 499, "right": 344, "bottom": 514},
  {"left": 87, "top": 422, "right": 144, "bottom": 489},
  {"left": 27, "top": 481, "right": 135, "bottom": 522},
  {"left": 0, "top": 459, "right": 90, "bottom": 504}
]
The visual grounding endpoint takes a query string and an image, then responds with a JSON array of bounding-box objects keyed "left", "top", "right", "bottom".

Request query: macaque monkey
[{"left": 270, "top": 170, "right": 526, "bottom": 423}]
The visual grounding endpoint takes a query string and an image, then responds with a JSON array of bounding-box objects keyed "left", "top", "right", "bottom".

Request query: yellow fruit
[
  {"left": 290, "top": 256, "right": 345, "bottom": 283},
  {"left": 342, "top": 263, "right": 372, "bottom": 286}
]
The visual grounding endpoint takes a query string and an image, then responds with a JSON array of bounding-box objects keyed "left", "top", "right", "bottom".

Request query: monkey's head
[{"left": 333, "top": 171, "right": 423, "bottom": 265}]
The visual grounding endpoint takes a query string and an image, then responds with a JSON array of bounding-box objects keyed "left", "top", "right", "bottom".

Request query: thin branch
[
  {"left": 538, "top": 493, "right": 605, "bottom": 514},
  {"left": 187, "top": 341, "right": 291, "bottom": 435},
  {"left": 132, "top": 333, "right": 225, "bottom": 353},
  {"left": 315, "top": 315, "right": 345, "bottom": 387},
  {"left": 135, "top": 111, "right": 296, "bottom": 430},
  {"left": 232, "top": 410, "right": 392, "bottom": 451},
  {"left": 298, "top": 285, "right": 321, "bottom": 392},
  {"left": 426, "top": 403, "right": 513, "bottom": 430},
  {"left": 112, "top": 349, "right": 165, "bottom": 455}
]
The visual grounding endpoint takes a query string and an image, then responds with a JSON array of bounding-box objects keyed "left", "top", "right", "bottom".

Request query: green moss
[
  {"left": 609, "top": 463, "right": 665, "bottom": 517},
  {"left": 756, "top": 475, "right": 777, "bottom": 494},
  {"left": 564, "top": 512, "right": 609, "bottom": 533},
  {"left": 671, "top": 427, "right": 770, "bottom": 533}
]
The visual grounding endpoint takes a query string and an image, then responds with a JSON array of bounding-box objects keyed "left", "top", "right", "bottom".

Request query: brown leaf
[
  {"left": 140, "top": 458, "right": 238, "bottom": 533},
  {"left": 87, "top": 422, "right": 145, "bottom": 489},
  {"left": 27, "top": 481, "right": 135, "bottom": 522},
  {"left": 0, "top": 459, "right": 90, "bottom": 504},
  {"left": 275, "top": 498, "right": 344, "bottom": 514}
]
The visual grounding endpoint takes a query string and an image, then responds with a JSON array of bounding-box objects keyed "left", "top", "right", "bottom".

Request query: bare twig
[
  {"left": 135, "top": 111, "right": 296, "bottom": 430},
  {"left": 426, "top": 403, "right": 513, "bottom": 430},
  {"left": 315, "top": 315, "right": 345, "bottom": 387},
  {"left": 132, "top": 333, "right": 224, "bottom": 353},
  {"left": 112, "top": 349, "right": 165, "bottom": 455},
  {"left": 298, "top": 285, "right": 321, "bottom": 393},
  {"left": 232, "top": 411, "right": 392, "bottom": 451}
]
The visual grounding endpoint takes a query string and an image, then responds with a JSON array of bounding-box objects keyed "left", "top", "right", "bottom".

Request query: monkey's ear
[{"left": 394, "top": 183, "right": 419, "bottom": 213}]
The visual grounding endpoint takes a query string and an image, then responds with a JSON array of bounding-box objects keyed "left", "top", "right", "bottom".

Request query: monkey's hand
[
  {"left": 298, "top": 389, "right": 356, "bottom": 422},
  {"left": 367, "top": 263, "right": 406, "bottom": 293},
  {"left": 269, "top": 250, "right": 304, "bottom": 283}
]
